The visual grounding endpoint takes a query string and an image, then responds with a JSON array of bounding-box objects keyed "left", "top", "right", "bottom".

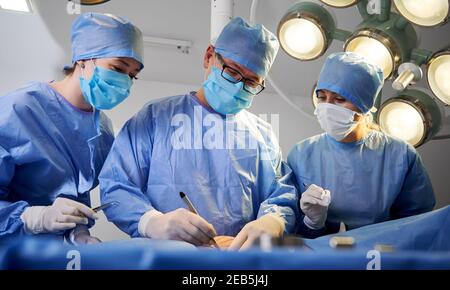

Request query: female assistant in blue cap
[
  {"left": 287, "top": 52, "right": 435, "bottom": 238},
  {"left": 0, "top": 13, "right": 144, "bottom": 243}
]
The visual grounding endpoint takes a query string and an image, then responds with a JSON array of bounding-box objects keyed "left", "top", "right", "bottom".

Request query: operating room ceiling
[{"left": 30, "top": 0, "right": 450, "bottom": 100}]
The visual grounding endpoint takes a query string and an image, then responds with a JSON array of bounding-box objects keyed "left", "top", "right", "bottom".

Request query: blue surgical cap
[
  {"left": 69, "top": 13, "right": 144, "bottom": 69},
  {"left": 214, "top": 17, "right": 279, "bottom": 78},
  {"left": 316, "top": 52, "right": 384, "bottom": 113}
]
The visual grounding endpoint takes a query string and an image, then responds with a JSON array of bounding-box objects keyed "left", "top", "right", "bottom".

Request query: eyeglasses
[{"left": 216, "top": 54, "right": 265, "bottom": 95}]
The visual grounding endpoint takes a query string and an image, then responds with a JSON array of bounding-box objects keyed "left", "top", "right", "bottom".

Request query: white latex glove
[
  {"left": 21, "top": 197, "right": 99, "bottom": 234},
  {"left": 228, "top": 213, "right": 285, "bottom": 251},
  {"left": 69, "top": 225, "right": 102, "bottom": 245},
  {"left": 300, "top": 184, "right": 331, "bottom": 229},
  {"left": 138, "top": 208, "right": 217, "bottom": 246}
]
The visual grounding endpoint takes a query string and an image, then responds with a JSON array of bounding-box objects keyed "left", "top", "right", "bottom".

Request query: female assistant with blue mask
[
  {"left": 287, "top": 52, "right": 435, "bottom": 238},
  {"left": 0, "top": 13, "right": 144, "bottom": 243}
]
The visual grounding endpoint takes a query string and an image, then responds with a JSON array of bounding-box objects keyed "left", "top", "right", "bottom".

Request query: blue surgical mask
[
  {"left": 80, "top": 64, "right": 132, "bottom": 110},
  {"left": 203, "top": 67, "right": 254, "bottom": 115}
]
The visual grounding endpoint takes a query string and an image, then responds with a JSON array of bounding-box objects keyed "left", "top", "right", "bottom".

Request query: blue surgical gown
[
  {"left": 287, "top": 131, "right": 435, "bottom": 238},
  {"left": 0, "top": 82, "right": 114, "bottom": 238},
  {"left": 99, "top": 92, "right": 299, "bottom": 237}
]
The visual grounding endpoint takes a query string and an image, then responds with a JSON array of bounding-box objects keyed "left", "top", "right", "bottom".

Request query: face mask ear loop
[
  {"left": 81, "top": 59, "right": 96, "bottom": 81},
  {"left": 204, "top": 54, "right": 220, "bottom": 81},
  {"left": 213, "top": 54, "right": 222, "bottom": 72},
  {"left": 89, "top": 59, "right": 101, "bottom": 133},
  {"left": 79, "top": 59, "right": 99, "bottom": 130},
  {"left": 80, "top": 62, "right": 86, "bottom": 80}
]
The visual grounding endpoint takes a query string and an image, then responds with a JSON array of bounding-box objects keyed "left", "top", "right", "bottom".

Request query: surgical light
[
  {"left": 79, "top": 0, "right": 110, "bottom": 5},
  {"left": 393, "top": 0, "right": 449, "bottom": 27},
  {"left": 319, "top": 0, "right": 359, "bottom": 8},
  {"left": 378, "top": 89, "right": 442, "bottom": 147},
  {"left": 344, "top": 13, "right": 418, "bottom": 80},
  {"left": 277, "top": 2, "right": 336, "bottom": 61},
  {"left": 0, "top": 0, "right": 32, "bottom": 13},
  {"left": 345, "top": 32, "right": 395, "bottom": 79},
  {"left": 427, "top": 49, "right": 450, "bottom": 105}
]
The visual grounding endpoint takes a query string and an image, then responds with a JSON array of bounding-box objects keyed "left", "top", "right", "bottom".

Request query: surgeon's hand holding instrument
[
  {"left": 180, "top": 192, "right": 219, "bottom": 248},
  {"left": 64, "top": 201, "right": 119, "bottom": 246},
  {"left": 20, "top": 197, "right": 99, "bottom": 234},
  {"left": 138, "top": 193, "right": 218, "bottom": 247}
]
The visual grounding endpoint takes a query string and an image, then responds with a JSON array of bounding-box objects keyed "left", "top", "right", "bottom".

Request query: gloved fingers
[
  {"left": 228, "top": 228, "right": 248, "bottom": 251},
  {"left": 52, "top": 222, "right": 77, "bottom": 231},
  {"left": 178, "top": 226, "right": 205, "bottom": 246},
  {"left": 314, "top": 191, "right": 331, "bottom": 207},
  {"left": 307, "top": 183, "right": 324, "bottom": 191},
  {"left": 58, "top": 212, "right": 88, "bottom": 225},
  {"left": 239, "top": 233, "right": 258, "bottom": 251},
  {"left": 67, "top": 200, "right": 98, "bottom": 220},
  {"left": 322, "top": 190, "right": 332, "bottom": 204},
  {"left": 185, "top": 220, "right": 214, "bottom": 245},
  {"left": 305, "top": 185, "right": 326, "bottom": 199},
  {"left": 305, "top": 185, "right": 332, "bottom": 205},
  {"left": 69, "top": 207, "right": 86, "bottom": 218},
  {"left": 61, "top": 205, "right": 80, "bottom": 216},
  {"left": 61, "top": 205, "right": 88, "bottom": 220},
  {"left": 301, "top": 195, "right": 320, "bottom": 206},
  {"left": 303, "top": 192, "right": 330, "bottom": 207},
  {"left": 186, "top": 212, "right": 217, "bottom": 238}
]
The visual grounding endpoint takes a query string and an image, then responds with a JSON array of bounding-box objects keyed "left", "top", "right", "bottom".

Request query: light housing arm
[
  {"left": 395, "top": 16, "right": 409, "bottom": 30},
  {"left": 378, "top": 0, "right": 392, "bottom": 22},
  {"left": 432, "top": 134, "right": 450, "bottom": 140},
  {"left": 356, "top": 0, "right": 393, "bottom": 22},
  {"left": 410, "top": 48, "right": 434, "bottom": 66},
  {"left": 392, "top": 62, "right": 423, "bottom": 91},
  {"left": 332, "top": 28, "right": 352, "bottom": 41},
  {"left": 391, "top": 48, "right": 433, "bottom": 91},
  {"left": 357, "top": 0, "right": 370, "bottom": 20}
]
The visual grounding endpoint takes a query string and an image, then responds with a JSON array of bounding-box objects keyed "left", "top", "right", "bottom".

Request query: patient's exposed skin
[{"left": 213, "top": 236, "right": 235, "bottom": 249}]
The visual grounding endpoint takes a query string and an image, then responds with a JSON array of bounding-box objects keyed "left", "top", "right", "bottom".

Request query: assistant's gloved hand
[
  {"left": 228, "top": 213, "right": 285, "bottom": 251},
  {"left": 138, "top": 208, "right": 217, "bottom": 246},
  {"left": 69, "top": 225, "right": 102, "bottom": 245},
  {"left": 300, "top": 184, "right": 331, "bottom": 229},
  {"left": 21, "top": 197, "right": 99, "bottom": 234}
]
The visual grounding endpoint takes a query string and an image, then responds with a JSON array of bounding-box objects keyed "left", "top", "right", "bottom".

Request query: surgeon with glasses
[{"left": 99, "top": 17, "right": 299, "bottom": 250}]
